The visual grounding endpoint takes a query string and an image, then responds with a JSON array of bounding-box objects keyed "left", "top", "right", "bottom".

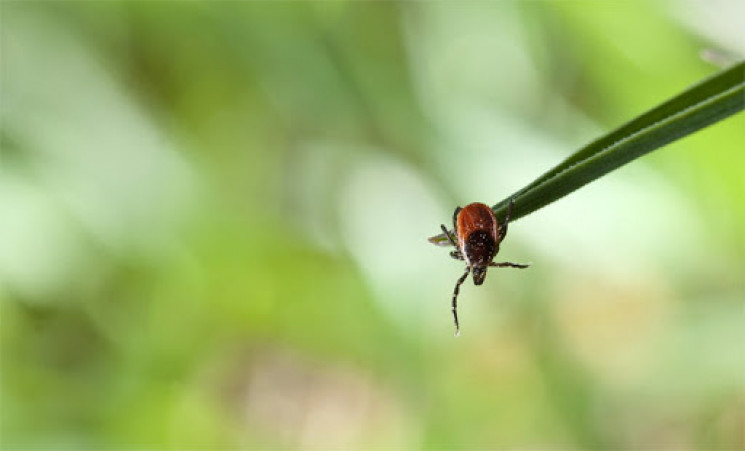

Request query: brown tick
[{"left": 436, "top": 200, "right": 529, "bottom": 335}]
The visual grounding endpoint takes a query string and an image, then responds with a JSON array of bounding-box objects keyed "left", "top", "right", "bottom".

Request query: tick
[{"left": 437, "top": 200, "right": 529, "bottom": 335}]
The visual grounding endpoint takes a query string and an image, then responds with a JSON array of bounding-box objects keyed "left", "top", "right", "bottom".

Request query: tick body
[
  {"left": 438, "top": 200, "right": 529, "bottom": 335},
  {"left": 455, "top": 203, "right": 500, "bottom": 285}
]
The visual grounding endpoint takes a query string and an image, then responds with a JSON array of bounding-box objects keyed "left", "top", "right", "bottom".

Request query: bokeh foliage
[{"left": 1, "top": 1, "right": 743, "bottom": 449}]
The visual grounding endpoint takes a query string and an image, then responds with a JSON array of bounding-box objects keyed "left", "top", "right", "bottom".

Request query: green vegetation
[{"left": 2, "top": 2, "right": 744, "bottom": 450}]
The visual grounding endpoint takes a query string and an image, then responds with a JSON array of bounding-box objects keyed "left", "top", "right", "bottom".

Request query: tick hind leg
[
  {"left": 452, "top": 206, "right": 462, "bottom": 233},
  {"left": 441, "top": 224, "right": 463, "bottom": 260},
  {"left": 451, "top": 267, "right": 470, "bottom": 336},
  {"left": 440, "top": 224, "right": 458, "bottom": 248},
  {"left": 498, "top": 199, "right": 515, "bottom": 243}
]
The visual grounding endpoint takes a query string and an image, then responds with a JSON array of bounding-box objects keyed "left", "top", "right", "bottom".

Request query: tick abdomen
[{"left": 456, "top": 203, "right": 498, "bottom": 236}]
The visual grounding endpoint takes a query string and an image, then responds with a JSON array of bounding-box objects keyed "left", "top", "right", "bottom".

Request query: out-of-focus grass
[{"left": 1, "top": 1, "right": 744, "bottom": 450}]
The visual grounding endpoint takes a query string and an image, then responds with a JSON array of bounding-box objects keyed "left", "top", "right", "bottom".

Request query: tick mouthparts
[{"left": 472, "top": 267, "right": 487, "bottom": 285}]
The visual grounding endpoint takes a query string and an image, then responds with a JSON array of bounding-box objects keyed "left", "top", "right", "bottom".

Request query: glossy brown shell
[{"left": 456, "top": 202, "right": 500, "bottom": 267}]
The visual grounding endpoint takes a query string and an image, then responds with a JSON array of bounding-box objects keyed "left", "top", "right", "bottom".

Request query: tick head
[{"left": 472, "top": 266, "right": 487, "bottom": 285}]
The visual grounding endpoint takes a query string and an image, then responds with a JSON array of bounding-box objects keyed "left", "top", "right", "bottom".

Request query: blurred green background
[{"left": 1, "top": 1, "right": 744, "bottom": 449}]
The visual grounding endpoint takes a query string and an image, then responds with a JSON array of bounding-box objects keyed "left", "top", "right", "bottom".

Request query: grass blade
[{"left": 430, "top": 61, "right": 744, "bottom": 245}]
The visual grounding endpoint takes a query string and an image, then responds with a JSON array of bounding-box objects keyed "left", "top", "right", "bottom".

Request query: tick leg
[
  {"left": 498, "top": 199, "right": 515, "bottom": 243},
  {"left": 449, "top": 250, "right": 464, "bottom": 260},
  {"left": 490, "top": 261, "right": 530, "bottom": 269},
  {"left": 440, "top": 224, "right": 458, "bottom": 248},
  {"left": 452, "top": 206, "right": 462, "bottom": 234},
  {"left": 452, "top": 267, "right": 470, "bottom": 336}
]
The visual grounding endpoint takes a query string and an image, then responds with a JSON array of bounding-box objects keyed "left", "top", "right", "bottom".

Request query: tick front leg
[
  {"left": 452, "top": 267, "right": 470, "bottom": 336},
  {"left": 449, "top": 250, "right": 464, "bottom": 260},
  {"left": 489, "top": 261, "right": 530, "bottom": 269}
]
